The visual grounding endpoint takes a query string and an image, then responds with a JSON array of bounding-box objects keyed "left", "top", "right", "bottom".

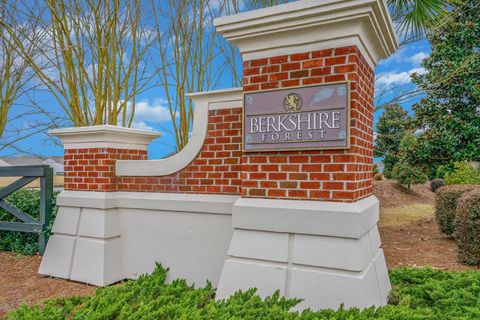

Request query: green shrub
[
  {"left": 454, "top": 190, "right": 480, "bottom": 265},
  {"left": 434, "top": 184, "right": 479, "bottom": 236},
  {"left": 430, "top": 178, "right": 445, "bottom": 192},
  {"left": 8, "top": 266, "right": 480, "bottom": 320},
  {"left": 444, "top": 161, "right": 480, "bottom": 185},
  {"left": 435, "top": 164, "right": 451, "bottom": 179},
  {"left": 0, "top": 189, "right": 58, "bottom": 255}
]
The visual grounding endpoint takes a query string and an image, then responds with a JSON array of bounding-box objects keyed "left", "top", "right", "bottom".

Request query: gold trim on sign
[{"left": 242, "top": 80, "right": 351, "bottom": 153}]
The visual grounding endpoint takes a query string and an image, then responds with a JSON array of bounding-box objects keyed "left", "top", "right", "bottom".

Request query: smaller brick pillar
[
  {"left": 39, "top": 126, "right": 160, "bottom": 285},
  {"left": 64, "top": 148, "right": 147, "bottom": 192},
  {"left": 214, "top": 0, "right": 398, "bottom": 311}
]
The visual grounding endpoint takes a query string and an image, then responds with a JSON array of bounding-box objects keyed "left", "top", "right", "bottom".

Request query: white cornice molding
[
  {"left": 116, "top": 88, "right": 243, "bottom": 176},
  {"left": 49, "top": 125, "right": 161, "bottom": 150},
  {"left": 57, "top": 190, "right": 239, "bottom": 215},
  {"left": 214, "top": 0, "right": 398, "bottom": 68}
]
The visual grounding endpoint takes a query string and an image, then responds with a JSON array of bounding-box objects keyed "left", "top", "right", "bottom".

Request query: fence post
[{"left": 39, "top": 166, "right": 53, "bottom": 256}]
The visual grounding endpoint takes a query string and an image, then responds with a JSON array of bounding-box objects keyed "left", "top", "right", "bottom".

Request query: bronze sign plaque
[{"left": 243, "top": 82, "right": 350, "bottom": 151}]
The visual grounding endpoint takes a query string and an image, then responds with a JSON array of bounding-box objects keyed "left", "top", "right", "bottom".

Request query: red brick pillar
[
  {"left": 241, "top": 46, "right": 374, "bottom": 202},
  {"left": 57, "top": 126, "right": 160, "bottom": 192},
  {"left": 214, "top": 0, "right": 398, "bottom": 311},
  {"left": 64, "top": 147, "right": 148, "bottom": 192}
]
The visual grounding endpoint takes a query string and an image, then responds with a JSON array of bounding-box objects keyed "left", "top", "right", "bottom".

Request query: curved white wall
[{"left": 116, "top": 88, "right": 243, "bottom": 177}]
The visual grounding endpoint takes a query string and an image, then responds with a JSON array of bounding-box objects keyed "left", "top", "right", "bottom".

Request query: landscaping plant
[
  {"left": 7, "top": 265, "right": 480, "bottom": 319},
  {"left": 434, "top": 184, "right": 479, "bottom": 236},
  {"left": 453, "top": 190, "right": 480, "bottom": 265},
  {"left": 0, "top": 189, "right": 58, "bottom": 255},
  {"left": 444, "top": 161, "right": 480, "bottom": 185}
]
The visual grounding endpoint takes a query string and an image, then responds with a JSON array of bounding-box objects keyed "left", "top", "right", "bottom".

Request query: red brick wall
[
  {"left": 64, "top": 45, "right": 375, "bottom": 203},
  {"left": 64, "top": 148, "right": 147, "bottom": 191},
  {"left": 116, "top": 108, "right": 242, "bottom": 193},
  {"left": 242, "top": 46, "right": 374, "bottom": 202},
  {"left": 64, "top": 108, "right": 243, "bottom": 194}
]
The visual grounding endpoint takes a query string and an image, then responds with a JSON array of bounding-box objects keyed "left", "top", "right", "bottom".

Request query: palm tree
[{"left": 250, "top": 0, "right": 453, "bottom": 45}]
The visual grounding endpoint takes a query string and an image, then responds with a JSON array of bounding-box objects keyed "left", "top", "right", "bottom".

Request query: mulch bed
[
  {"left": 0, "top": 252, "right": 95, "bottom": 317},
  {"left": 381, "top": 217, "right": 478, "bottom": 271}
]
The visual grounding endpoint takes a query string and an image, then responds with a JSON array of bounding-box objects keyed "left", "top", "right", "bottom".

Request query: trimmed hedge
[
  {"left": 434, "top": 185, "right": 479, "bottom": 236},
  {"left": 0, "top": 189, "right": 58, "bottom": 255},
  {"left": 8, "top": 266, "right": 480, "bottom": 319},
  {"left": 454, "top": 190, "right": 480, "bottom": 265}
]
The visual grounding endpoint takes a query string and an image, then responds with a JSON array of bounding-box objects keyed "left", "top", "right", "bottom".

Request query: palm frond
[{"left": 388, "top": 0, "right": 452, "bottom": 42}]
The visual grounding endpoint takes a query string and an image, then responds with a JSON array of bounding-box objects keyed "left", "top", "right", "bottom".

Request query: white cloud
[
  {"left": 376, "top": 67, "right": 426, "bottom": 89},
  {"left": 131, "top": 121, "right": 155, "bottom": 131},
  {"left": 409, "top": 67, "right": 427, "bottom": 75},
  {"left": 408, "top": 52, "right": 429, "bottom": 66},
  {"left": 130, "top": 99, "right": 171, "bottom": 123}
]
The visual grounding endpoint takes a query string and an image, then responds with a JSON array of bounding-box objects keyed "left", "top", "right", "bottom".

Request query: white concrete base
[
  {"left": 40, "top": 192, "right": 390, "bottom": 311},
  {"left": 39, "top": 191, "right": 237, "bottom": 287},
  {"left": 215, "top": 196, "right": 391, "bottom": 311}
]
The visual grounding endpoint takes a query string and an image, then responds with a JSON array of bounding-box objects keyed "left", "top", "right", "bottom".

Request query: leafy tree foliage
[
  {"left": 374, "top": 104, "right": 410, "bottom": 178},
  {"left": 411, "top": 0, "right": 480, "bottom": 177}
]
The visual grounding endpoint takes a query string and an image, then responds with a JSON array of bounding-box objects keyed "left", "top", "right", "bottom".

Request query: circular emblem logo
[{"left": 284, "top": 93, "right": 303, "bottom": 112}]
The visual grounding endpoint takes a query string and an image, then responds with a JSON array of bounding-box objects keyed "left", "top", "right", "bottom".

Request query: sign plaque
[{"left": 243, "top": 82, "right": 350, "bottom": 151}]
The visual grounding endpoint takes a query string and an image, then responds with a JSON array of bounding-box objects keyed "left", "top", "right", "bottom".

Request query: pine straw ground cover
[{"left": 5, "top": 265, "right": 480, "bottom": 320}]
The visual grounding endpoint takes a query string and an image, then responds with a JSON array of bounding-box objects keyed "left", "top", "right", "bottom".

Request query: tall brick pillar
[
  {"left": 240, "top": 46, "right": 375, "bottom": 202},
  {"left": 214, "top": 0, "right": 398, "bottom": 310}
]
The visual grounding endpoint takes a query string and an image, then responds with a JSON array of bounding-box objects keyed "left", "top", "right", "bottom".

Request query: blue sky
[{"left": 3, "top": 8, "right": 431, "bottom": 160}]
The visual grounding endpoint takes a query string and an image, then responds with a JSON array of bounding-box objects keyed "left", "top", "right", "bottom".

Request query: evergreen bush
[
  {"left": 434, "top": 185, "right": 479, "bottom": 236},
  {"left": 8, "top": 266, "right": 480, "bottom": 320},
  {"left": 0, "top": 189, "right": 58, "bottom": 255},
  {"left": 454, "top": 190, "right": 480, "bottom": 265}
]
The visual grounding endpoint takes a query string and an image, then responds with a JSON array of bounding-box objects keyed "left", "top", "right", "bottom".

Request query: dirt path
[{"left": 0, "top": 252, "right": 95, "bottom": 317}]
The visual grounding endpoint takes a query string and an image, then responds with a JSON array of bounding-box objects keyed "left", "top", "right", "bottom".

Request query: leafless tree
[
  {"left": 2, "top": 0, "right": 155, "bottom": 127},
  {"left": 150, "top": 0, "right": 236, "bottom": 151}
]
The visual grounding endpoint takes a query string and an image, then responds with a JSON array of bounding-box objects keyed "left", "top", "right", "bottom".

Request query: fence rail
[{"left": 0, "top": 165, "right": 53, "bottom": 255}]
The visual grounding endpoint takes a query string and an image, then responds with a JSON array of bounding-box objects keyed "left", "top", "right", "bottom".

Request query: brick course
[{"left": 64, "top": 45, "right": 374, "bottom": 203}]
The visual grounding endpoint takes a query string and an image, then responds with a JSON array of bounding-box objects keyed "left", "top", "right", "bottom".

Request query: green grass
[
  {"left": 6, "top": 265, "right": 480, "bottom": 319},
  {"left": 379, "top": 204, "right": 434, "bottom": 227}
]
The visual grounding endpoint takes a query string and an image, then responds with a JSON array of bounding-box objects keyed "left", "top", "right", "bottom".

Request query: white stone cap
[
  {"left": 214, "top": 0, "right": 399, "bottom": 68},
  {"left": 49, "top": 125, "right": 162, "bottom": 150}
]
